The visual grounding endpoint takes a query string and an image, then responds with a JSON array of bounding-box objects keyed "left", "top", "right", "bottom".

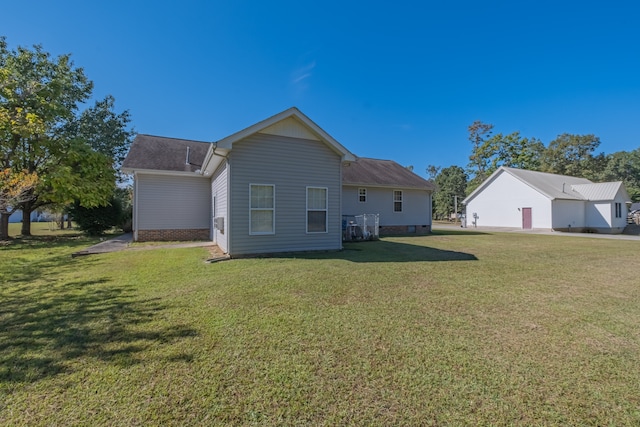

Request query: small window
[
  {"left": 307, "top": 187, "right": 327, "bottom": 233},
  {"left": 615, "top": 202, "right": 622, "bottom": 218},
  {"left": 393, "top": 190, "right": 403, "bottom": 212},
  {"left": 250, "top": 184, "right": 275, "bottom": 235},
  {"left": 358, "top": 188, "right": 367, "bottom": 203}
]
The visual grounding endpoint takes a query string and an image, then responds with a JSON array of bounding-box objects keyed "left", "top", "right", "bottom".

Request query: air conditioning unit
[{"left": 214, "top": 217, "right": 224, "bottom": 232}]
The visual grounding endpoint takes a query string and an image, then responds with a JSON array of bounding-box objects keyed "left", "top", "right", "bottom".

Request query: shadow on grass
[
  {"left": 1, "top": 240, "right": 101, "bottom": 285},
  {"left": 430, "top": 228, "right": 490, "bottom": 236},
  {"left": 0, "top": 235, "right": 95, "bottom": 251},
  {"left": 0, "top": 245, "right": 199, "bottom": 384},
  {"left": 276, "top": 239, "right": 478, "bottom": 263}
]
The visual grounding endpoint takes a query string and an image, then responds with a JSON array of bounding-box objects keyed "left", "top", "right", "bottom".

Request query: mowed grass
[{"left": 1, "top": 231, "right": 640, "bottom": 425}]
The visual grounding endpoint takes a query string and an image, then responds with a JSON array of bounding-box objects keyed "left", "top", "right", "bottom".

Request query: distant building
[{"left": 463, "top": 167, "right": 630, "bottom": 234}]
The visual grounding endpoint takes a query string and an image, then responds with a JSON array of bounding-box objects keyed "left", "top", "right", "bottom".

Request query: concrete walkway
[
  {"left": 72, "top": 233, "right": 224, "bottom": 257},
  {"left": 433, "top": 223, "right": 640, "bottom": 241}
]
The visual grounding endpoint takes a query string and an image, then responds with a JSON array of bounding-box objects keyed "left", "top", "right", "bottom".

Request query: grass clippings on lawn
[{"left": 1, "top": 231, "right": 640, "bottom": 425}]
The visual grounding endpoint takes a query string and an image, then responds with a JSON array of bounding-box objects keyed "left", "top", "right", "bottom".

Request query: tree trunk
[
  {"left": 0, "top": 213, "right": 10, "bottom": 240},
  {"left": 21, "top": 203, "right": 33, "bottom": 236},
  {"left": 59, "top": 216, "right": 65, "bottom": 230}
]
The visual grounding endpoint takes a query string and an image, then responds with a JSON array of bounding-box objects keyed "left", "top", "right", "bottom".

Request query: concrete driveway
[
  {"left": 72, "top": 233, "right": 225, "bottom": 258},
  {"left": 433, "top": 223, "right": 640, "bottom": 241}
]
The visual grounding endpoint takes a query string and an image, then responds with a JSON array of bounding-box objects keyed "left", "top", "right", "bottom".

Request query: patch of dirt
[{"left": 205, "top": 245, "right": 230, "bottom": 262}]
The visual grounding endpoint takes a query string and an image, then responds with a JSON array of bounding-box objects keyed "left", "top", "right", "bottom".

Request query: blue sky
[{"left": 2, "top": 1, "right": 639, "bottom": 178}]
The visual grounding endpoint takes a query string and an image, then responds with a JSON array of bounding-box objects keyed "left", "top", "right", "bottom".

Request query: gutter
[
  {"left": 199, "top": 143, "right": 217, "bottom": 176},
  {"left": 200, "top": 142, "right": 230, "bottom": 176},
  {"left": 201, "top": 141, "right": 232, "bottom": 254}
]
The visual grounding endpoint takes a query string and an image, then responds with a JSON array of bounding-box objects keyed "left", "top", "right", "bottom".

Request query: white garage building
[{"left": 462, "top": 167, "right": 630, "bottom": 234}]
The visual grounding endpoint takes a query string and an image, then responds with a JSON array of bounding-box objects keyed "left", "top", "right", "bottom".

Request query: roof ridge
[
  {"left": 355, "top": 157, "right": 396, "bottom": 162},
  {"left": 138, "top": 134, "right": 212, "bottom": 144},
  {"left": 503, "top": 166, "right": 592, "bottom": 182}
]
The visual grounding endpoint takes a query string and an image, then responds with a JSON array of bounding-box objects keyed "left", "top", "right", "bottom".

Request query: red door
[{"left": 522, "top": 208, "right": 532, "bottom": 229}]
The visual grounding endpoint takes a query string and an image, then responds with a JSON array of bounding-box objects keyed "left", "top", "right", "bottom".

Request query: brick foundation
[
  {"left": 136, "top": 228, "right": 210, "bottom": 242},
  {"left": 379, "top": 225, "right": 431, "bottom": 236}
]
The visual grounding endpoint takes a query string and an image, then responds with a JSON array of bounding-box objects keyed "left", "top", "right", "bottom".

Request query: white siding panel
[
  {"left": 552, "top": 200, "right": 586, "bottom": 228},
  {"left": 137, "top": 174, "right": 211, "bottom": 230},
  {"left": 465, "top": 171, "right": 551, "bottom": 228},
  {"left": 211, "top": 161, "right": 229, "bottom": 252},
  {"left": 586, "top": 202, "right": 611, "bottom": 228},
  {"left": 229, "top": 133, "right": 342, "bottom": 255},
  {"left": 343, "top": 186, "right": 431, "bottom": 226},
  {"left": 612, "top": 190, "right": 630, "bottom": 229}
]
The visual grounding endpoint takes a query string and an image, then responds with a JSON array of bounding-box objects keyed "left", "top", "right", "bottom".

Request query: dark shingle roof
[
  {"left": 122, "top": 134, "right": 211, "bottom": 173},
  {"left": 342, "top": 157, "right": 435, "bottom": 190}
]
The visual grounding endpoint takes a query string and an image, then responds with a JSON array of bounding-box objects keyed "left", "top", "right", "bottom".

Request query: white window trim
[
  {"left": 306, "top": 186, "right": 328, "bottom": 234},
  {"left": 358, "top": 188, "right": 367, "bottom": 203},
  {"left": 393, "top": 190, "right": 403, "bottom": 213},
  {"left": 249, "top": 184, "right": 275, "bottom": 235}
]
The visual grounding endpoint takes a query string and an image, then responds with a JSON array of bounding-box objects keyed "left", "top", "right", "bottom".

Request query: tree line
[
  {"left": 429, "top": 121, "right": 640, "bottom": 220},
  {"left": 0, "top": 37, "right": 134, "bottom": 239}
]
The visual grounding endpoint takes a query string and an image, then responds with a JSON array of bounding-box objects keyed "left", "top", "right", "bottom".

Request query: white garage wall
[
  {"left": 465, "top": 171, "right": 552, "bottom": 228},
  {"left": 586, "top": 202, "right": 611, "bottom": 228},
  {"left": 552, "top": 200, "right": 586, "bottom": 228}
]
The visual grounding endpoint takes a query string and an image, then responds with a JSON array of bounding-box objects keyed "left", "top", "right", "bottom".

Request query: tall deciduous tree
[
  {"left": 0, "top": 168, "right": 37, "bottom": 239},
  {"left": 433, "top": 165, "right": 468, "bottom": 220},
  {"left": 540, "top": 133, "right": 603, "bottom": 178},
  {"left": 492, "top": 132, "right": 545, "bottom": 171},
  {"left": 0, "top": 37, "right": 133, "bottom": 236},
  {"left": 472, "top": 131, "right": 545, "bottom": 176},
  {"left": 467, "top": 120, "right": 493, "bottom": 185},
  {"left": 426, "top": 165, "right": 441, "bottom": 181},
  {"left": 466, "top": 121, "right": 544, "bottom": 192},
  {"left": 600, "top": 148, "right": 640, "bottom": 201}
]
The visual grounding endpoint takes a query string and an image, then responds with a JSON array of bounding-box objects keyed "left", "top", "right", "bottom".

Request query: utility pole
[{"left": 454, "top": 195, "right": 458, "bottom": 224}]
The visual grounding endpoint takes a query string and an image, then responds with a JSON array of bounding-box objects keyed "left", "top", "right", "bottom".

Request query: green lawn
[
  {"left": 1, "top": 231, "right": 640, "bottom": 425},
  {"left": 6, "top": 221, "right": 82, "bottom": 238}
]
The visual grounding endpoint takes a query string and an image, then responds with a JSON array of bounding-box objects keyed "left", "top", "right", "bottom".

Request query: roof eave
[
  {"left": 343, "top": 182, "right": 434, "bottom": 191},
  {"left": 121, "top": 167, "right": 207, "bottom": 178}
]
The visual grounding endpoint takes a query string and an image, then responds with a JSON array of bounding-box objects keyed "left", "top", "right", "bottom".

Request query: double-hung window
[
  {"left": 359, "top": 188, "right": 367, "bottom": 203},
  {"left": 250, "top": 184, "right": 275, "bottom": 234},
  {"left": 307, "top": 187, "right": 328, "bottom": 233},
  {"left": 393, "top": 190, "right": 403, "bottom": 212}
]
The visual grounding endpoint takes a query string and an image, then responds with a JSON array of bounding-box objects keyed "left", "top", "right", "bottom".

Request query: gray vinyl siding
[
  {"left": 211, "top": 161, "right": 229, "bottom": 252},
  {"left": 229, "top": 133, "right": 342, "bottom": 255},
  {"left": 343, "top": 185, "right": 432, "bottom": 226},
  {"left": 136, "top": 173, "right": 211, "bottom": 230}
]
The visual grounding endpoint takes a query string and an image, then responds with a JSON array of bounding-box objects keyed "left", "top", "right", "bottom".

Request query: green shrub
[{"left": 69, "top": 197, "right": 123, "bottom": 236}]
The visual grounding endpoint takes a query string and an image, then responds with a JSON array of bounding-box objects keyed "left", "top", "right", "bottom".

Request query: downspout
[
  {"left": 226, "top": 155, "right": 232, "bottom": 256},
  {"left": 339, "top": 159, "right": 344, "bottom": 250},
  {"left": 429, "top": 189, "right": 433, "bottom": 232},
  {"left": 133, "top": 172, "right": 139, "bottom": 241},
  {"left": 203, "top": 142, "right": 232, "bottom": 255}
]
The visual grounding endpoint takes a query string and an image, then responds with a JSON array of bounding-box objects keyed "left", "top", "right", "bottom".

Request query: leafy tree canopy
[
  {"left": 433, "top": 165, "right": 468, "bottom": 220},
  {"left": 0, "top": 37, "right": 134, "bottom": 237},
  {"left": 540, "top": 133, "right": 603, "bottom": 178}
]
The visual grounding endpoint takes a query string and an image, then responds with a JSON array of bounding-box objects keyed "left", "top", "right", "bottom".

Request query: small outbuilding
[{"left": 463, "top": 166, "right": 631, "bottom": 234}]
